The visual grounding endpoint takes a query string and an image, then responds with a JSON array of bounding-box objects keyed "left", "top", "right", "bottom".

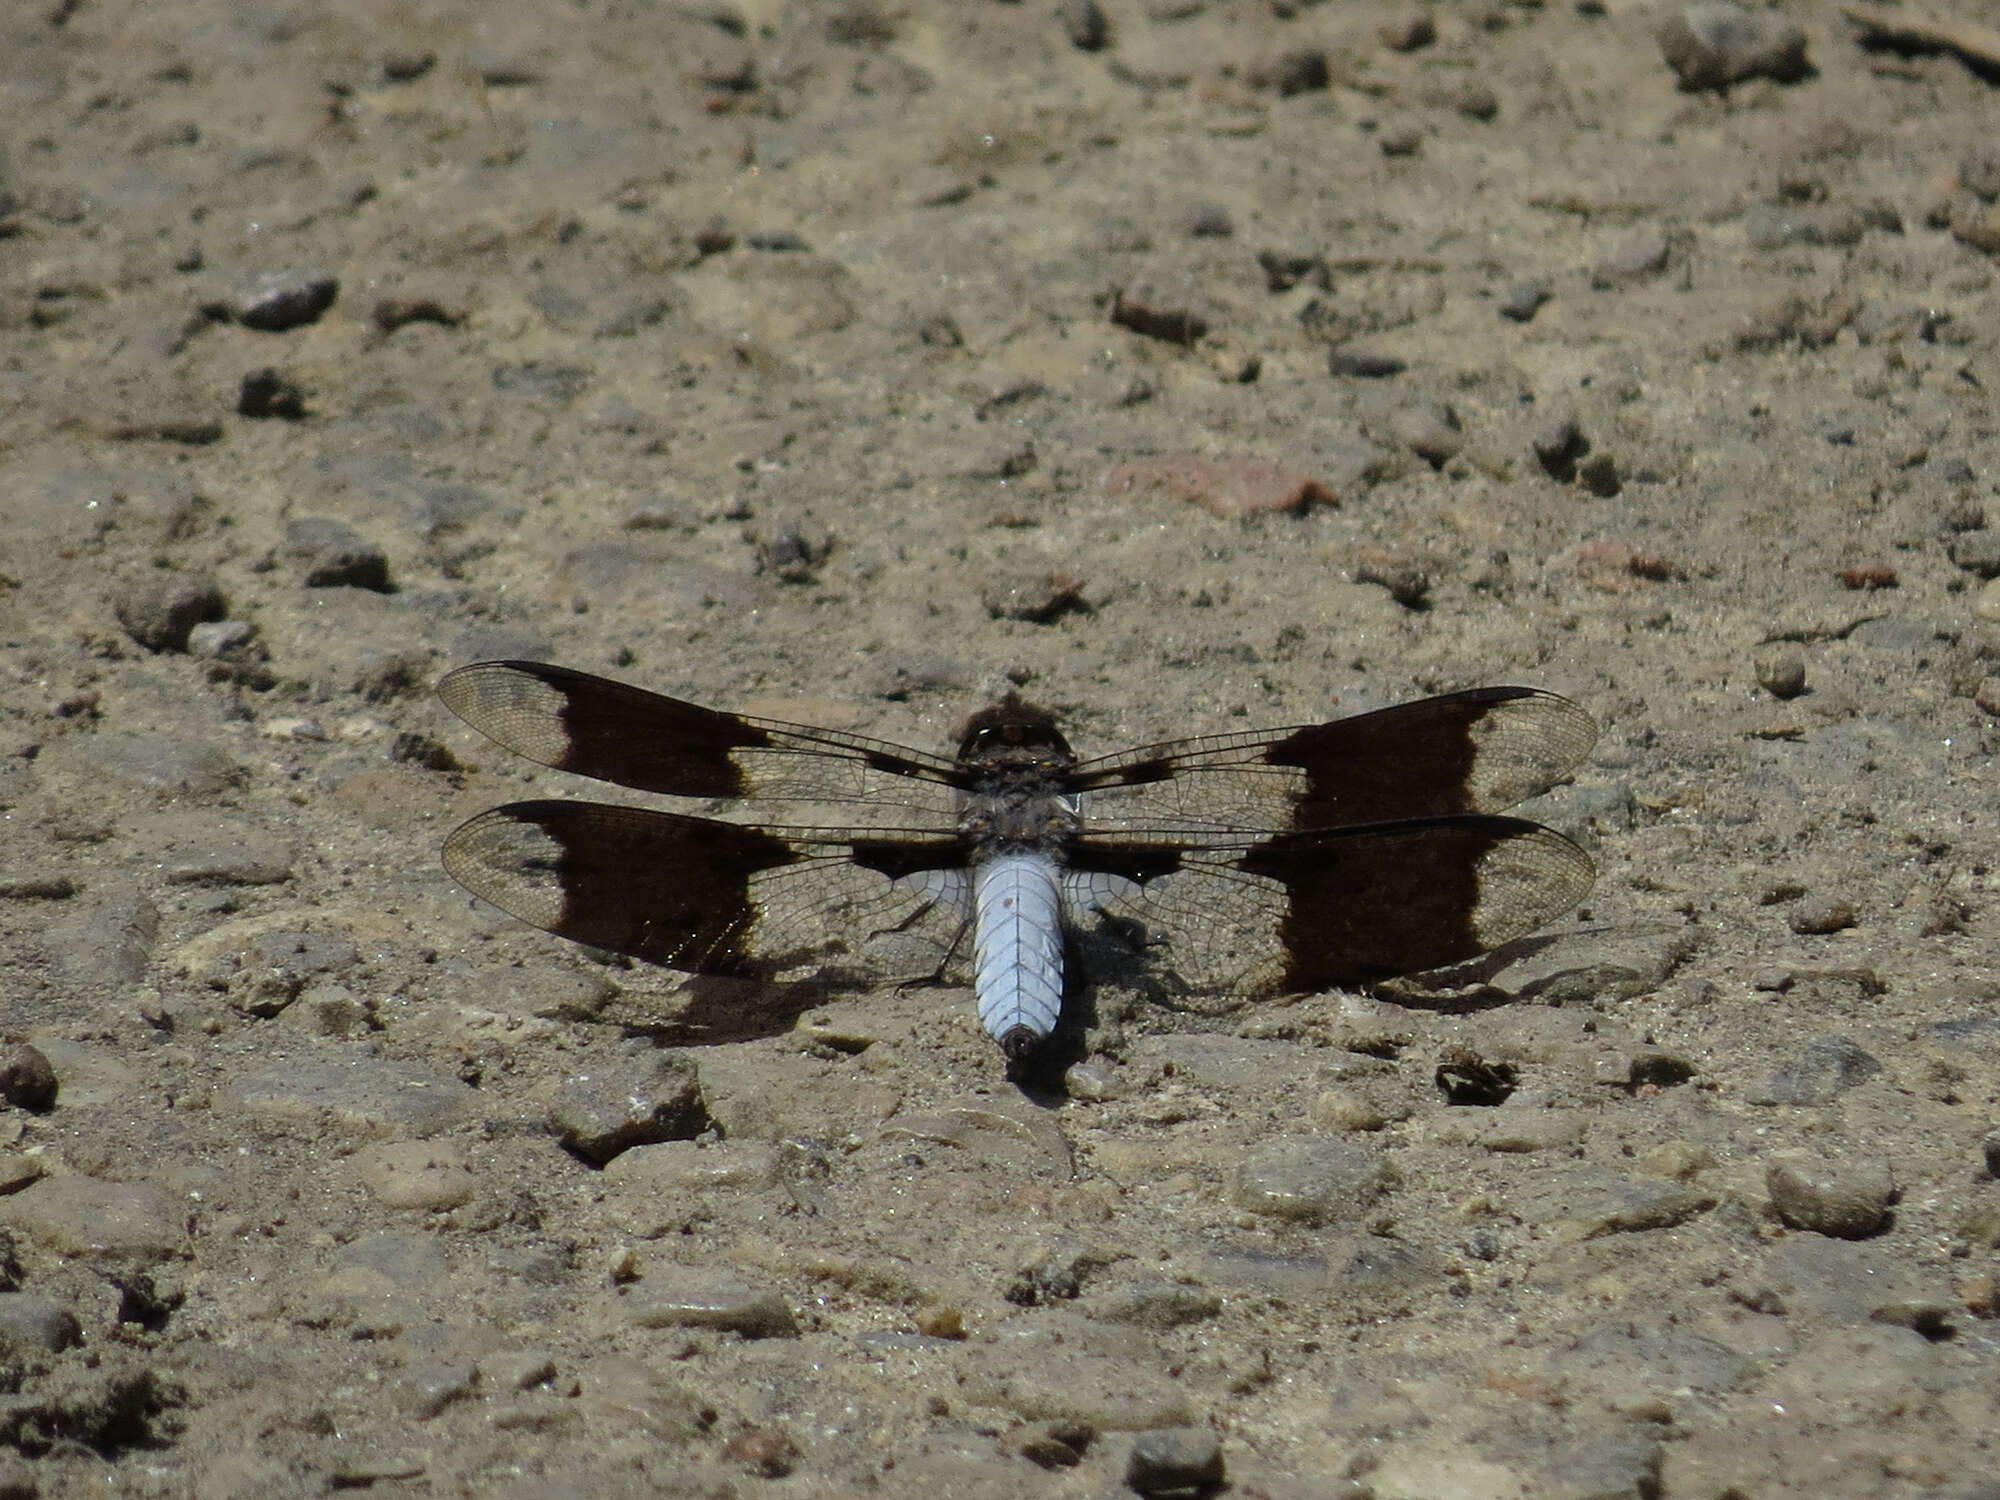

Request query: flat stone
[
  {"left": 620, "top": 1277, "right": 798, "bottom": 1338},
  {"left": 1089, "top": 1280, "right": 1222, "bottom": 1329},
  {"left": 218, "top": 1057, "right": 472, "bottom": 1138},
  {"left": 1510, "top": 1168, "right": 1715, "bottom": 1242},
  {"left": 0, "top": 1293, "right": 84, "bottom": 1353},
  {"left": 958, "top": 1348, "right": 1192, "bottom": 1431},
  {"left": 355, "top": 1141, "right": 477, "bottom": 1211},
  {"left": 1127, "top": 1426, "right": 1225, "bottom": 1497},
  {"left": 1767, "top": 1153, "right": 1894, "bottom": 1239},
  {"left": 1744, "top": 1034, "right": 1882, "bottom": 1106},
  {"left": 549, "top": 1052, "right": 708, "bottom": 1165},
  {"left": 1232, "top": 1139, "right": 1397, "bottom": 1225},
  {"left": 0, "top": 1175, "right": 184, "bottom": 1261},
  {"left": 43, "top": 887, "right": 160, "bottom": 986},
  {"left": 77, "top": 735, "right": 243, "bottom": 797}
]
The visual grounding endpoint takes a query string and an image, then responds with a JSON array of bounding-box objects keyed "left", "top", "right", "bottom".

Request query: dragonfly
[{"left": 438, "top": 662, "right": 1596, "bottom": 1058}]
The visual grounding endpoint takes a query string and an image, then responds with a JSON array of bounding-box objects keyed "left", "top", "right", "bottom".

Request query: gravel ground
[{"left": 4, "top": 2, "right": 2000, "bottom": 1496}]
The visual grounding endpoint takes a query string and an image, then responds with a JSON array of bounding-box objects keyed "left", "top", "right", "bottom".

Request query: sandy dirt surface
[{"left": 4, "top": 0, "right": 2000, "bottom": 1495}]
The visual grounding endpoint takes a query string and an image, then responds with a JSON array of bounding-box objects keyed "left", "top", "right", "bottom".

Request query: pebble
[
  {"left": 1947, "top": 529, "right": 2000, "bottom": 578},
  {"left": 1062, "top": 0, "right": 1108, "bottom": 51},
  {"left": 1104, "top": 454, "right": 1333, "bottom": 519},
  {"left": 236, "top": 366, "right": 306, "bottom": 419},
  {"left": 44, "top": 888, "right": 160, "bottom": 985},
  {"left": 0, "top": 1044, "right": 58, "bottom": 1111},
  {"left": 0, "top": 1175, "right": 185, "bottom": 1261},
  {"left": 1378, "top": 13, "right": 1436, "bottom": 51},
  {"left": 280, "top": 515, "right": 394, "bottom": 591},
  {"left": 115, "top": 572, "right": 225, "bottom": 652},
  {"left": 1744, "top": 1034, "right": 1883, "bottom": 1106},
  {"left": 1789, "top": 895, "right": 1857, "bottom": 935},
  {"left": 1309, "top": 1087, "right": 1390, "bottom": 1132},
  {"left": 1975, "top": 677, "right": 2000, "bottom": 716},
  {"left": 620, "top": 1276, "right": 798, "bottom": 1338},
  {"left": 1389, "top": 399, "right": 1462, "bottom": 466},
  {"left": 1014, "top": 1419, "right": 1095, "bottom": 1468},
  {"left": 958, "top": 1347, "right": 1192, "bottom": 1431},
  {"left": 1326, "top": 347, "right": 1406, "bottom": 378},
  {"left": 160, "top": 830, "right": 295, "bottom": 887},
  {"left": 1353, "top": 551, "right": 1430, "bottom": 609},
  {"left": 1232, "top": 1139, "right": 1397, "bottom": 1225},
  {"left": 1498, "top": 281, "right": 1549, "bottom": 322},
  {"left": 1180, "top": 202, "right": 1233, "bottom": 238},
  {"left": 186, "top": 619, "right": 258, "bottom": 660},
  {"left": 1742, "top": 202, "right": 1877, "bottom": 251},
  {"left": 1533, "top": 416, "right": 1587, "bottom": 480},
  {"left": 392, "top": 1361, "right": 478, "bottom": 1420},
  {"left": 1975, "top": 577, "right": 2000, "bottom": 623},
  {"left": 1767, "top": 1153, "right": 1894, "bottom": 1238},
  {"left": 80, "top": 733, "right": 242, "bottom": 799},
  {"left": 1377, "top": 123, "right": 1423, "bottom": 158},
  {"left": 218, "top": 1057, "right": 472, "bottom": 1138},
  {"left": 1590, "top": 230, "right": 1671, "bottom": 288},
  {"left": 1092, "top": 1280, "right": 1223, "bottom": 1329},
  {"left": 0, "top": 1293, "right": 83, "bottom": 1353},
  {"left": 1656, "top": 3, "right": 1809, "bottom": 91},
  {"left": 235, "top": 267, "right": 339, "bottom": 331},
  {"left": 1111, "top": 280, "right": 1210, "bottom": 345},
  {"left": 1517, "top": 1170, "right": 1715, "bottom": 1242},
  {"left": 601, "top": 1139, "right": 776, "bottom": 1197},
  {"left": 372, "top": 295, "right": 463, "bottom": 332},
  {"left": 357, "top": 1141, "right": 477, "bottom": 1211},
  {"left": 548, "top": 1052, "right": 708, "bottom": 1165},
  {"left": 1247, "top": 47, "right": 1329, "bottom": 96},
  {"left": 980, "top": 570, "right": 1089, "bottom": 623},
  {"left": 1984, "top": 1130, "right": 2000, "bottom": 1179},
  {"left": 1755, "top": 649, "right": 1808, "bottom": 699},
  {"left": 1576, "top": 450, "right": 1621, "bottom": 497},
  {"left": 1126, "top": 1426, "right": 1225, "bottom": 1498}
]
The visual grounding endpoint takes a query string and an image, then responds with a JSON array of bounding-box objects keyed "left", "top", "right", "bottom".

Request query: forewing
[
  {"left": 1069, "top": 687, "right": 1597, "bottom": 834},
  {"left": 442, "top": 801, "right": 973, "bottom": 979},
  {"left": 438, "top": 660, "right": 964, "bottom": 826},
  {"left": 1062, "top": 816, "right": 1595, "bottom": 995}
]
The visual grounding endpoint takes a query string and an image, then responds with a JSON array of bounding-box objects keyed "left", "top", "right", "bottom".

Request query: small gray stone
[
  {"left": 219, "top": 1057, "right": 472, "bottom": 1138},
  {"left": 0, "top": 1045, "right": 58, "bottom": 1112},
  {"left": 391, "top": 1362, "right": 477, "bottom": 1421},
  {"left": 0, "top": 1175, "right": 185, "bottom": 1261},
  {"left": 1126, "top": 1426, "right": 1224, "bottom": 1498},
  {"left": 1657, "top": 3, "right": 1809, "bottom": 91},
  {"left": 1755, "top": 649, "right": 1808, "bottom": 699},
  {"left": 1789, "top": 896, "right": 1857, "bottom": 935},
  {"left": 236, "top": 267, "right": 338, "bottom": 330},
  {"left": 1745, "top": 1034, "right": 1883, "bottom": 1106},
  {"left": 45, "top": 887, "right": 160, "bottom": 985},
  {"left": 622, "top": 1278, "right": 798, "bottom": 1338},
  {"left": 0, "top": 1293, "right": 83, "bottom": 1353},
  {"left": 1768, "top": 1153, "right": 1894, "bottom": 1238},
  {"left": 1232, "top": 1139, "right": 1396, "bottom": 1225},
  {"left": 1961, "top": 142, "right": 2000, "bottom": 201},
  {"left": 1947, "top": 530, "right": 2000, "bottom": 579},
  {"left": 1984, "top": 1129, "right": 2000, "bottom": 1179},
  {"left": 1498, "top": 282, "right": 1550, "bottom": 322},
  {"left": 1062, "top": 0, "right": 1108, "bottom": 50},
  {"left": 115, "top": 572, "right": 225, "bottom": 652},
  {"left": 1591, "top": 230, "right": 1671, "bottom": 288},
  {"left": 185, "top": 619, "right": 258, "bottom": 660},
  {"left": 1533, "top": 415, "right": 1587, "bottom": 479},
  {"left": 550, "top": 1052, "right": 708, "bottom": 1165},
  {"left": 306, "top": 540, "right": 392, "bottom": 591},
  {"left": 78, "top": 735, "right": 241, "bottom": 798},
  {"left": 236, "top": 366, "right": 306, "bottom": 419}
]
